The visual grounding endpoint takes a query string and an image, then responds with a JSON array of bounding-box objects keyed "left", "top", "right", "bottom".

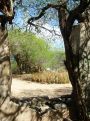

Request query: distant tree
[
  {"left": 9, "top": 29, "right": 65, "bottom": 73},
  {"left": 9, "top": 29, "right": 49, "bottom": 73}
]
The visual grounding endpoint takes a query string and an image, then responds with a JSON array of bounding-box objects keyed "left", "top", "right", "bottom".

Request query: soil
[{"left": 11, "top": 78, "right": 72, "bottom": 98}]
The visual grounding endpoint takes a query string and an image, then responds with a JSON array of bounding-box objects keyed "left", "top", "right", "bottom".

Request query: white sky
[{"left": 29, "top": 22, "right": 64, "bottom": 49}]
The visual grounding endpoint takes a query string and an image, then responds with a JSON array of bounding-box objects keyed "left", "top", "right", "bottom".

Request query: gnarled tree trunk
[
  {"left": 0, "top": 28, "right": 12, "bottom": 105},
  {"left": 59, "top": 21, "right": 90, "bottom": 121},
  {"left": 58, "top": 3, "right": 90, "bottom": 119},
  {"left": 69, "top": 22, "right": 90, "bottom": 121}
]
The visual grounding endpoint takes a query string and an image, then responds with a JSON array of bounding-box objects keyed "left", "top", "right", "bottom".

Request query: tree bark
[
  {"left": 0, "top": 28, "right": 12, "bottom": 106},
  {"left": 58, "top": 6, "right": 90, "bottom": 120}
]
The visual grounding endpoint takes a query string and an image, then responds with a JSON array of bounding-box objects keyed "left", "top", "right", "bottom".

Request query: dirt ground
[{"left": 11, "top": 78, "right": 72, "bottom": 98}]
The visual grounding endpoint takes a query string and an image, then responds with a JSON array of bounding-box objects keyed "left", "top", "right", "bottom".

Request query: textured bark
[
  {"left": 78, "top": 23, "right": 90, "bottom": 118},
  {"left": 69, "top": 23, "right": 90, "bottom": 121},
  {"left": 0, "top": 28, "right": 12, "bottom": 106},
  {"left": 57, "top": 1, "right": 90, "bottom": 119}
]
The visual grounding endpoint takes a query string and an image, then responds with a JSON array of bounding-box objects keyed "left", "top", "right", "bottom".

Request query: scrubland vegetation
[
  {"left": 9, "top": 29, "right": 69, "bottom": 84},
  {"left": 15, "top": 71, "right": 69, "bottom": 84}
]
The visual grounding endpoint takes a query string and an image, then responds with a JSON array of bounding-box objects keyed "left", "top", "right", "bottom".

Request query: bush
[{"left": 17, "top": 71, "right": 70, "bottom": 84}]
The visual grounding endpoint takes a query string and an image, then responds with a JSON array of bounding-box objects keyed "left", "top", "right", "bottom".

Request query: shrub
[{"left": 17, "top": 71, "right": 70, "bottom": 84}]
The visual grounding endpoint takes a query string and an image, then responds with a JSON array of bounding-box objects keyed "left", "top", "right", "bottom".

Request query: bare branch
[{"left": 28, "top": 21, "right": 61, "bottom": 37}]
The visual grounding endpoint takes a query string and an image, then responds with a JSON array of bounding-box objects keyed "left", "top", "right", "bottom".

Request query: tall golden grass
[{"left": 17, "top": 71, "right": 70, "bottom": 84}]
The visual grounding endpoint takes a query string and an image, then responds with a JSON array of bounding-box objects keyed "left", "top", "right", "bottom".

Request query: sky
[
  {"left": 35, "top": 23, "right": 64, "bottom": 49},
  {"left": 12, "top": 1, "right": 65, "bottom": 50},
  {"left": 10, "top": 0, "right": 80, "bottom": 50}
]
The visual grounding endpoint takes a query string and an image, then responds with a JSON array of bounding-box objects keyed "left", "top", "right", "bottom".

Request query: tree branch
[
  {"left": 28, "top": 21, "right": 61, "bottom": 37},
  {"left": 80, "top": 0, "right": 90, "bottom": 5},
  {"left": 27, "top": 1, "right": 69, "bottom": 24},
  {"left": 65, "top": 0, "right": 90, "bottom": 38},
  {"left": 28, "top": 4, "right": 59, "bottom": 24},
  {"left": 27, "top": 0, "right": 90, "bottom": 40}
]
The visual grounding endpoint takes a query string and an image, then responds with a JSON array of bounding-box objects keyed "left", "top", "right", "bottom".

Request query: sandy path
[{"left": 11, "top": 78, "right": 72, "bottom": 98}]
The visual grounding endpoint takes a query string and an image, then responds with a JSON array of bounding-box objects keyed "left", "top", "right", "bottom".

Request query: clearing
[{"left": 11, "top": 78, "right": 72, "bottom": 98}]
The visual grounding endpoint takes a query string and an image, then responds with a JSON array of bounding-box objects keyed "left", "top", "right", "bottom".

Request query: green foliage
[
  {"left": 8, "top": 29, "right": 65, "bottom": 73},
  {"left": 11, "top": 60, "right": 19, "bottom": 74},
  {"left": 44, "top": 50, "right": 65, "bottom": 70}
]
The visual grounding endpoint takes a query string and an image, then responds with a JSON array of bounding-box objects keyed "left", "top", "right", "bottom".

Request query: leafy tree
[
  {"left": 9, "top": 29, "right": 49, "bottom": 73},
  {"left": 9, "top": 29, "right": 64, "bottom": 73},
  {"left": 45, "top": 50, "right": 65, "bottom": 70}
]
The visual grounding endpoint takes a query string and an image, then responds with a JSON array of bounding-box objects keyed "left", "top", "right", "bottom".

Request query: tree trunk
[
  {"left": 58, "top": 3, "right": 90, "bottom": 119},
  {"left": 0, "top": 28, "right": 12, "bottom": 106},
  {"left": 61, "top": 22, "right": 90, "bottom": 121},
  {"left": 67, "top": 23, "right": 90, "bottom": 121},
  {"left": 14, "top": 54, "right": 22, "bottom": 74}
]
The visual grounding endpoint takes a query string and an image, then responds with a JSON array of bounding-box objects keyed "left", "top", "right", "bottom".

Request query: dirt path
[{"left": 11, "top": 78, "right": 72, "bottom": 98}]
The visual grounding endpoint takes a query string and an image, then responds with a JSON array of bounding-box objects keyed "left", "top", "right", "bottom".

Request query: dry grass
[{"left": 14, "top": 71, "right": 70, "bottom": 84}]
